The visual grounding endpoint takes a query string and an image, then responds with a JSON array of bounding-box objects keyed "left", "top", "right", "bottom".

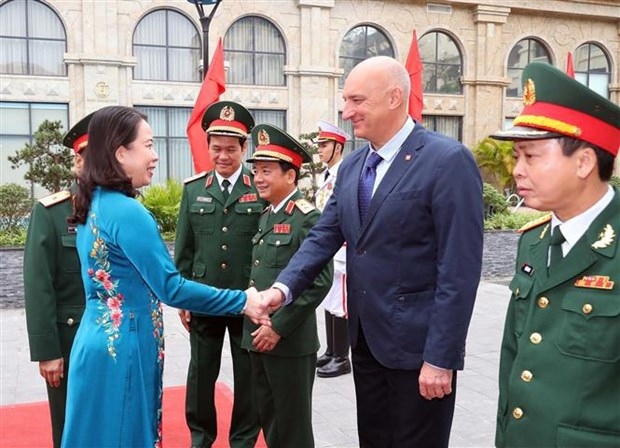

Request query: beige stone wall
[{"left": 2, "top": 0, "right": 618, "bottom": 178}]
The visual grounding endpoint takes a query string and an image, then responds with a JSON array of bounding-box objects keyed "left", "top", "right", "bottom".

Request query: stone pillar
[
  {"left": 291, "top": 0, "right": 341, "bottom": 136},
  {"left": 463, "top": 5, "right": 511, "bottom": 146}
]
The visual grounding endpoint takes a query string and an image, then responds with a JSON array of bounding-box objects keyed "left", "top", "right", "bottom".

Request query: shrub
[
  {"left": 484, "top": 211, "right": 548, "bottom": 231},
  {"left": 483, "top": 183, "right": 508, "bottom": 218},
  {"left": 0, "top": 183, "right": 33, "bottom": 232},
  {"left": 473, "top": 138, "right": 515, "bottom": 192},
  {"left": 139, "top": 179, "right": 183, "bottom": 234},
  {"left": 0, "top": 228, "right": 28, "bottom": 247},
  {"left": 610, "top": 175, "right": 620, "bottom": 189}
]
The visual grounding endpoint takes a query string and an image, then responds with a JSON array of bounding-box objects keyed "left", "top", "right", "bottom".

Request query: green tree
[
  {"left": 298, "top": 131, "right": 324, "bottom": 202},
  {"left": 473, "top": 137, "right": 515, "bottom": 193},
  {"left": 8, "top": 120, "right": 73, "bottom": 193},
  {"left": 0, "top": 183, "right": 33, "bottom": 232}
]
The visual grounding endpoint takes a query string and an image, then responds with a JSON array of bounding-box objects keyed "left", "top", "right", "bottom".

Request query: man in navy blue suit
[{"left": 260, "top": 56, "right": 484, "bottom": 447}]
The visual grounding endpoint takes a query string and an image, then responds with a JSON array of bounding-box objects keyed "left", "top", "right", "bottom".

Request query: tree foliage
[
  {"left": 298, "top": 131, "right": 324, "bottom": 202},
  {"left": 7, "top": 120, "right": 73, "bottom": 193},
  {"left": 473, "top": 137, "right": 515, "bottom": 193},
  {"left": 0, "top": 183, "right": 32, "bottom": 232}
]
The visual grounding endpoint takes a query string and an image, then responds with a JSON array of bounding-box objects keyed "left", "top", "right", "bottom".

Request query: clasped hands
[{"left": 243, "top": 286, "right": 285, "bottom": 326}]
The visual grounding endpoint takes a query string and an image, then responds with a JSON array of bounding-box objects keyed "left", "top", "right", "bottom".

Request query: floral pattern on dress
[
  {"left": 149, "top": 291, "right": 165, "bottom": 448},
  {"left": 88, "top": 213, "right": 124, "bottom": 360}
]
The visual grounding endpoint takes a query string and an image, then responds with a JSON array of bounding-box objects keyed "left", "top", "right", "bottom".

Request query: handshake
[{"left": 243, "top": 287, "right": 286, "bottom": 325}]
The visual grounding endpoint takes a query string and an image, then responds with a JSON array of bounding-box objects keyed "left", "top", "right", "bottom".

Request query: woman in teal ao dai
[{"left": 61, "top": 106, "right": 261, "bottom": 447}]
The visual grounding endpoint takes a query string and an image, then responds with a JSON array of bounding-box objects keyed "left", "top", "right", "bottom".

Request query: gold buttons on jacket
[
  {"left": 529, "top": 333, "right": 542, "bottom": 344},
  {"left": 537, "top": 297, "right": 549, "bottom": 308},
  {"left": 223, "top": 208, "right": 228, "bottom": 214},
  {"left": 582, "top": 304, "right": 593, "bottom": 315},
  {"left": 275, "top": 240, "right": 281, "bottom": 246},
  {"left": 254, "top": 260, "right": 260, "bottom": 266},
  {"left": 259, "top": 239, "right": 264, "bottom": 245},
  {"left": 520, "top": 370, "right": 533, "bottom": 382},
  {"left": 220, "top": 263, "right": 227, "bottom": 269},
  {"left": 222, "top": 226, "right": 228, "bottom": 233},
  {"left": 67, "top": 317, "right": 75, "bottom": 326},
  {"left": 247, "top": 208, "right": 252, "bottom": 214},
  {"left": 221, "top": 244, "right": 228, "bottom": 251},
  {"left": 512, "top": 407, "right": 524, "bottom": 419},
  {"left": 249, "top": 279, "right": 255, "bottom": 286}
]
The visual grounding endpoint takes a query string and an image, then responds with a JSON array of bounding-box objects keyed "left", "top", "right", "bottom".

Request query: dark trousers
[
  {"left": 47, "top": 366, "right": 68, "bottom": 448},
  {"left": 186, "top": 315, "right": 259, "bottom": 448},
  {"left": 352, "top": 327, "right": 457, "bottom": 448},
  {"left": 249, "top": 352, "right": 316, "bottom": 448}
]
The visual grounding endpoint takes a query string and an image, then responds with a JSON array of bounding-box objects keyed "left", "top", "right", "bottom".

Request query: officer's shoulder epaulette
[
  {"left": 183, "top": 172, "right": 207, "bottom": 184},
  {"left": 295, "top": 198, "right": 315, "bottom": 215},
  {"left": 518, "top": 213, "right": 552, "bottom": 233},
  {"left": 39, "top": 190, "right": 71, "bottom": 208}
]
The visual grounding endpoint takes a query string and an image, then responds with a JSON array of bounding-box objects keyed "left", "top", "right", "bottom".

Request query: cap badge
[
  {"left": 220, "top": 105, "right": 235, "bottom": 121},
  {"left": 591, "top": 224, "right": 615, "bottom": 249},
  {"left": 258, "top": 129, "right": 270, "bottom": 146},
  {"left": 523, "top": 78, "right": 536, "bottom": 106}
]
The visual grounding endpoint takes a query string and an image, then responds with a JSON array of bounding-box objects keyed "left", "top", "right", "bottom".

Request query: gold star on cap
[
  {"left": 220, "top": 105, "right": 235, "bottom": 121},
  {"left": 523, "top": 79, "right": 536, "bottom": 106},
  {"left": 258, "top": 129, "right": 270, "bottom": 146}
]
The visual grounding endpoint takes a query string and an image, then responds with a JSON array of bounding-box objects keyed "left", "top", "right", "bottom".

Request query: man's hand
[
  {"left": 243, "top": 287, "right": 271, "bottom": 326},
  {"left": 251, "top": 325, "right": 281, "bottom": 352},
  {"left": 39, "top": 358, "right": 64, "bottom": 388},
  {"left": 178, "top": 309, "right": 191, "bottom": 332},
  {"left": 260, "top": 287, "right": 285, "bottom": 314},
  {"left": 418, "top": 361, "right": 453, "bottom": 400}
]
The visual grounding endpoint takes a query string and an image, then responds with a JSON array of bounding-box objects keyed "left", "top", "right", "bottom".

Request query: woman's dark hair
[
  {"left": 70, "top": 106, "right": 148, "bottom": 224},
  {"left": 558, "top": 136, "right": 615, "bottom": 181}
]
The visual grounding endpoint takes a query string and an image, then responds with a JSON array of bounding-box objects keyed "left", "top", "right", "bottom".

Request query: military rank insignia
[
  {"left": 574, "top": 275, "right": 614, "bottom": 290},
  {"left": 591, "top": 224, "right": 615, "bottom": 249},
  {"left": 206, "top": 176, "right": 214, "bottom": 187},
  {"left": 273, "top": 223, "right": 291, "bottom": 234},
  {"left": 243, "top": 174, "right": 252, "bottom": 187},
  {"left": 239, "top": 193, "right": 258, "bottom": 203}
]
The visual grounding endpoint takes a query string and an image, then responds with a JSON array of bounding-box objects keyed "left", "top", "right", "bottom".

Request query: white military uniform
[{"left": 316, "top": 160, "right": 347, "bottom": 317}]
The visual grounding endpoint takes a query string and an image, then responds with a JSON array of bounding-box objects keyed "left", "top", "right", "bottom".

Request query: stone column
[{"left": 462, "top": 5, "right": 511, "bottom": 146}]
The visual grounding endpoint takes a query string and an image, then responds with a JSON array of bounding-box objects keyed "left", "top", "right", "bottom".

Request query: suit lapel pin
[{"left": 405, "top": 154, "right": 412, "bottom": 161}]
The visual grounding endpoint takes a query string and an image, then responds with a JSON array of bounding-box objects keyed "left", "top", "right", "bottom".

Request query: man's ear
[{"left": 576, "top": 146, "right": 597, "bottom": 179}]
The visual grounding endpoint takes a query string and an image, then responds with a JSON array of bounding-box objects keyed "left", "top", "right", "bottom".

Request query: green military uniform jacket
[
  {"left": 24, "top": 190, "right": 85, "bottom": 361},
  {"left": 24, "top": 189, "right": 85, "bottom": 448},
  {"left": 496, "top": 187, "right": 620, "bottom": 448},
  {"left": 175, "top": 167, "right": 264, "bottom": 294},
  {"left": 241, "top": 190, "right": 333, "bottom": 354}
]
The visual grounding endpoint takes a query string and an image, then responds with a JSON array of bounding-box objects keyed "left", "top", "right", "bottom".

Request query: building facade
[{"left": 1, "top": 0, "right": 618, "bottom": 196}]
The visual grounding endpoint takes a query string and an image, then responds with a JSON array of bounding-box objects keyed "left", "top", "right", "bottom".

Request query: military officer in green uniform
[
  {"left": 23, "top": 112, "right": 93, "bottom": 448},
  {"left": 242, "top": 124, "right": 332, "bottom": 448},
  {"left": 175, "top": 101, "right": 262, "bottom": 448},
  {"left": 490, "top": 62, "right": 620, "bottom": 447}
]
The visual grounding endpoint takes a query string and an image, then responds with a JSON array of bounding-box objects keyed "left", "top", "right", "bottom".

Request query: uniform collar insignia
[
  {"left": 285, "top": 200, "right": 295, "bottom": 215},
  {"left": 206, "top": 175, "right": 214, "bottom": 187},
  {"left": 591, "top": 224, "right": 615, "bottom": 249},
  {"left": 243, "top": 174, "right": 251, "bottom": 187}
]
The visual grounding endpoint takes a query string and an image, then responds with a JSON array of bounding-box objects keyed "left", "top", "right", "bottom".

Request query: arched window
[
  {"left": 225, "top": 16, "right": 286, "bottom": 86},
  {"left": 133, "top": 9, "right": 201, "bottom": 82},
  {"left": 418, "top": 31, "right": 463, "bottom": 94},
  {"left": 0, "top": 0, "right": 67, "bottom": 76},
  {"left": 574, "top": 42, "right": 611, "bottom": 98},
  {"left": 507, "top": 38, "right": 551, "bottom": 97},
  {"left": 339, "top": 25, "right": 394, "bottom": 88}
]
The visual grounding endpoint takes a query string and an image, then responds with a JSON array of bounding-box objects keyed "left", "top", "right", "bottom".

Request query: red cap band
[
  {"left": 73, "top": 134, "right": 89, "bottom": 153},
  {"left": 254, "top": 145, "right": 304, "bottom": 168},
  {"left": 318, "top": 131, "right": 347, "bottom": 144}
]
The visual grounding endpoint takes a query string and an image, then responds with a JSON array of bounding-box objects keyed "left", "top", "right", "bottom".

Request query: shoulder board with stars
[
  {"left": 295, "top": 198, "right": 315, "bottom": 215},
  {"left": 39, "top": 190, "right": 71, "bottom": 208},
  {"left": 183, "top": 172, "right": 207, "bottom": 184},
  {"left": 518, "top": 214, "right": 552, "bottom": 234}
]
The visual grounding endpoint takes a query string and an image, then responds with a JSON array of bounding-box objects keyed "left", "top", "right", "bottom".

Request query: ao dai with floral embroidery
[{"left": 62, "top": 187, "right": 246, "bottom": 448}]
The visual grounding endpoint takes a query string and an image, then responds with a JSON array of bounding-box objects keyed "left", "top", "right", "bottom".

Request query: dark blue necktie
[{"left": 358, "top": 151, "right": 383, "bottom": 222}]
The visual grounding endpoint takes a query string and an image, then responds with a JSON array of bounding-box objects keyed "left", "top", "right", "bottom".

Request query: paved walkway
[{"left": 0, "top": 281, "right": 510, "bottom": 448}]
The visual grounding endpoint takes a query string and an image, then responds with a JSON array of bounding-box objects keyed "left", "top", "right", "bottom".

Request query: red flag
[
  {"left": 405, "top": 30, "right": 424, "bottom": 122},
  {"left": 566, "top": 52, "right": 575, "bottom": 78},
  {"left": 186, "top": 38, "right": 226, "bottom": 173}
]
